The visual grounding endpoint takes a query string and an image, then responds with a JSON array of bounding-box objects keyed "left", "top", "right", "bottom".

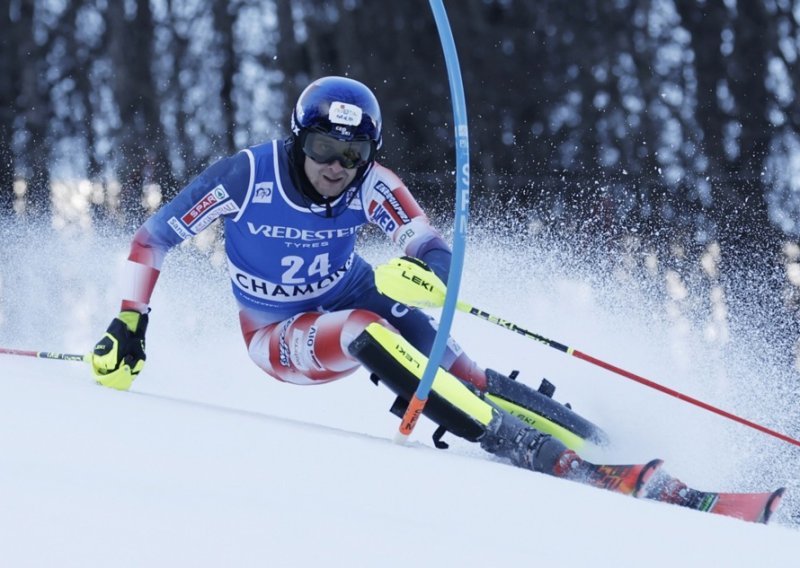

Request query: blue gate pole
[{"left": 396, "top": 0, "right": 470, "bottom": 442}]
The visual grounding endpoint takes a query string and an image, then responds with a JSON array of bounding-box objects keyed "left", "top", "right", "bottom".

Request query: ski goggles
[{"left": 302, "top": 132, "right": 374, "bottom": 169}]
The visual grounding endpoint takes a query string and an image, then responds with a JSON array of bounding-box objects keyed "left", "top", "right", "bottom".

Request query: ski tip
[
  {"left": 634, "top": 458, "right": 664, "bottom": 498},
  {"left": 761, "top": 487, "right": 786, "bottom": 524}
]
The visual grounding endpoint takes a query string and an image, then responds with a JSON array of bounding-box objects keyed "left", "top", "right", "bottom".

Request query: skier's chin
[{"left": 315, "top": 178, "right": 348, "bottom": 197}]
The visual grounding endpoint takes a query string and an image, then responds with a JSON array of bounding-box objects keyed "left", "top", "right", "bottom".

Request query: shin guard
[
  {"left": 348, "top": 323, "right": 567, "bottom": 473},
  {"left": 348, "top": 323, "right": 490, "bottom": 442}
]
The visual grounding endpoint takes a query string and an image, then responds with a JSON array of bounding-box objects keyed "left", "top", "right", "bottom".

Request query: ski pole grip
[{"left": 374, "top": 257, "right": 448, "bottom": 308}]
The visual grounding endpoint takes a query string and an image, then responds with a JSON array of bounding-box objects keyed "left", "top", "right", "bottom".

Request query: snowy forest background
[
  {"left": 3, "top": 0, "right": 800, "bottom": 236},
  {"left": 4, "top": 1, "right": 800, "bottom": 364}
]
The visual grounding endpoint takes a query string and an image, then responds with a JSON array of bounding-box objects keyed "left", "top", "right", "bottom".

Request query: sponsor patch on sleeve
[
  {"left": 178, "top": 184, "right": 240, "bottom": 233},
  {"left": 168, "top": 216, "right": 193, "bottom": 240},
  {"left": 372, "top": 180, "right": 411, "bottom": 224}
]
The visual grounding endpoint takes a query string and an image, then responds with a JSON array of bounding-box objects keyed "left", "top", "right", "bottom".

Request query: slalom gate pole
[
  {"left": 0, "top": 347, "right": 90, "bottom": 363},
  {"left": 460, "top": 303, "right": 800, "bottom": 449},
  {"left": 395, "top": 0, "right": 470, "bottom": 443}
]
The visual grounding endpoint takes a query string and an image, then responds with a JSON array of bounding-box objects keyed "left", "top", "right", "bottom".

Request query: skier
[
  {"left": 89, "top": 77, "right": 784, "bottom": 520},
  {"left": 90, "top": 75, "right": 603, "bottom": 481}
]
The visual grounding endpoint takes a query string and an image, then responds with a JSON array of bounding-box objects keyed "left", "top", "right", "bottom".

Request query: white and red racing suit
[{"left": 117, "top": 139, "right": 486, "bottom": 388}]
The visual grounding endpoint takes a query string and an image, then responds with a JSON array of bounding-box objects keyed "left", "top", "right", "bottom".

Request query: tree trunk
[
  {"left": 107, "top": 0, "right": 177, "bottom": 224},
  {"left": 17, "top": 0, "right": 52, "bottom": 219},
  {"left": 0, "top": 1, "right": 16, "bottom": 216},
  {"left": 213, "top": 0, "right": 237, "bottom": 156}
]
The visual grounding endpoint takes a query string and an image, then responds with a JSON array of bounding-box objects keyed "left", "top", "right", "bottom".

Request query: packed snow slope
[{"left": 1, "top": 221, "right": 799, "bottom": 566}]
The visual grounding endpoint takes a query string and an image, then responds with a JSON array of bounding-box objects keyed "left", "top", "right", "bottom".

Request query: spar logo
[{"left": 182, "top": 185, "right": 229, "bottom": 225}]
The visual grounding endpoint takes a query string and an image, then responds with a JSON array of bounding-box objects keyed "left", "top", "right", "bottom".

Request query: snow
[{"left": 1, "top": 224, "right": 799, "bottom": 566}]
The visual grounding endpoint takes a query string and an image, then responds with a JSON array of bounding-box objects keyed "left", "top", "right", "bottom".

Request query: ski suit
[
  {"left": 120, "top": 139, "right": 485, "bottom": 388},
  {"left": 111, "top": 137, "right": 608, "bottom": 480}
]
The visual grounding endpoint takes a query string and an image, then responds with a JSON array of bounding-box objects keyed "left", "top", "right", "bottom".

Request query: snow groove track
[
  {"left": 2, "top": 364, "right": 799, "bottom": 567},
  {"left": 3, "top": 229, "right": 800, "bottom": 565}
]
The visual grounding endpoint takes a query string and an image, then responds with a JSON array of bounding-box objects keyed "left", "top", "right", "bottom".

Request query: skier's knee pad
[
  {"left": 348, "top": 323, "right": 495, "bottom": 442},
  {"left": 249, "top": 309, "right": 388, "bottom": 385}
]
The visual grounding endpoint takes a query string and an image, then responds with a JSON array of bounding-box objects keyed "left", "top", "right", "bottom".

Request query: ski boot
[{"left": 484, "top": 368, "right": 609, "bottom": 448}]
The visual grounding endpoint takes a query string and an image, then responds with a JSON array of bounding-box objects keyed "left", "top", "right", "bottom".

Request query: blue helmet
[{"left": 291, "top": 76, "right": 383, "bottom": 151}]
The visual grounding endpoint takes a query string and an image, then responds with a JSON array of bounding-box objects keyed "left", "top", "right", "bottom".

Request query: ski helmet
[{"left": 291, "top": 76, "right": 382, "bottom": 169}]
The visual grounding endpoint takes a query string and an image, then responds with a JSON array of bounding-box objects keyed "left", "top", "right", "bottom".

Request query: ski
[
  {"left": 554, "top": 451, "right": 664, "bottom": 498},
  {"left": 644, "top": 472, "right": 785, "bottom": 524}
]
